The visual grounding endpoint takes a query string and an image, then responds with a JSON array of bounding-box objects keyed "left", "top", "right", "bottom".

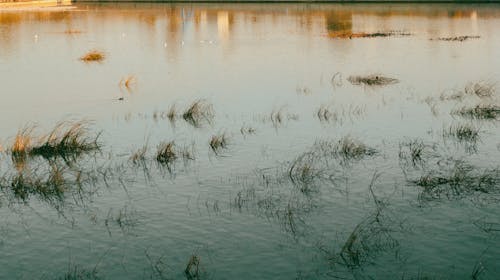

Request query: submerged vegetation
[{"left": 209, "top": 133, "right": 229, "bottom": 154}]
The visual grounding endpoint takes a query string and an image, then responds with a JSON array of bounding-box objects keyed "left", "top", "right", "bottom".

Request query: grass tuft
[
  {"left": 209, "top": 133, "right": 229, "bottom": 154},
  {"left": 184, "top": 254, "right": 201, "bottom": 280},
  {"left": 182, "top": 100, "right": 214, "bottom": 127},
  {"left": 347, "top": 74, "right": 399, "bottom": 86},
  {"left": 80, "top": 50, "right": 106, "bottom": 63},
  {"left": 156, "top": 141, "right": 177, "bottom": 165},
  {"left": 464, "top": 81, "right": 495, "bottom": 98},
  {"left": 29, "top": 121, "right": 101, "bottom": 161},
  {"left": 453, "top": 104, "right": 500, "bottom": 120}
]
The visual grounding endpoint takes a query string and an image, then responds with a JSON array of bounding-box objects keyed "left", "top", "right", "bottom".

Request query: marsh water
[{"left": 1, "top": 3, "right": 500, "bottom": 279}]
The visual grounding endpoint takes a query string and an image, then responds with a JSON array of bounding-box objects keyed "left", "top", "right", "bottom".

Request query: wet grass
[
  {"left": 347, "top": 74, "right": 399, "bottom": 86},
  {"left": 130, "top": 145, "right": 148, "bottom": 165},
  {"left": 80, "top": 50, "right": 105, "bottom": 63},
  {"left": 465, "top": 81, "right": 495, "bottom": 98},
  {"left": 453, "top": 104, "right": 500, "bottom": 120},
  {"left": 28, "top": 122, "right": 101, "bottom": 162},
  {"left": 399, "top": 139, "right": 437, "bottom": 169},
  {"left": 269, "top": 107, "right": 299, "bottom": 128},
  {"left": 182, "top": 100, "right": 214, "bottom": 128},
  {"left": 412, "top": 161, "right": 500, "bottom": 200},
  {"left": 333, "top": 136, "right": 377, "bottom": 162},
  {"left": 156, "top": 141, "right": 177, "bottom": 165},
  {"left": 444, "top": 123, "right": 480, "bottom": 143},
  {"left": 209, "top": 133, "right": 229, "bottom": 154}
]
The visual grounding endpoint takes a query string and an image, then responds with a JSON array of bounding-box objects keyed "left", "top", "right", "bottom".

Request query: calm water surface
[{"left": 1, "top": 3, "right": 500, "bottom": 279}]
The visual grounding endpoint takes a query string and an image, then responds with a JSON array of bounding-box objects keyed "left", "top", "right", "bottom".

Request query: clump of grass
[
  {"left": 182, "top": 100, "right": 214, "bottom": 127},
  {"left": 413, "top": 161, "right": 500, "bottom": 200},
  {"left": 184, "top": 254, "right": 201, "bottom": 280},
  {"left": 288, "top": 153, "right": 322, "bottom": 194},
  {"left": 432, "top": 35, "right": 480, "bottom": 42},
  {"left": 398, "top": 139, "right": 437, "bottom": 168},
  {"left": 167, "top": 104, "right": 177, "bottom": 122},
  {"left": 334, "top": 136, "right": 377, "bottom": 162},
  {"left": 465, "top": 81, "right": 495, "bottom": 98},
  {"left": 80, "top": 50, "right": 106, "bottom": 63},
  {"left": 11, "top": 126, "right": 34, "bottom": 162},
  {"left": 347, "top": 74, "right": 399, "bottom": 86},
  {"left": 156, "top": 141, "right": 177, "bottom": 165},
  {"left": 453, "top": 104, "right": 500, "bottom": 120},
  {"left": 130, "top": 145, "right": 148, "bottom": 164},
  {"left": 444, "top": 123, "right": 480, "bottom": 143},
  {"left": 329, "top": 30, "right": 411, "bottom": 39},
  {"left": 209, "top": 133, "right": 228, "bottom": 154},
  {"left": 119, "top": 75, "right": 136, "bottom": 92},
  {"left": 29, "top": 121, "right": 101, "bottom": 161}
]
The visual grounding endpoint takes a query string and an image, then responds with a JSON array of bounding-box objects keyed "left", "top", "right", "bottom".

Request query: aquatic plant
[
  {"left": 182, "top": 100, "right": 214, "bottom": 127},
  {"left": 464, "top": 81, "right": 495, "bottom": 98},
  {"left": 347, "top": 74, "right": 399, "bottom": 86},
  {"left": 444, "top": 123, "right": 480, "bottom": 143},
  {"left": 209, "top": 133, "right": 229, "bottom": 154},
  {"left": 453, "top": 104, "right": 500, "bottom": 120},
  {"left": 29, "top": 121, "right": 101, "bottom": 161},
  {"left": 130, "top": 145, "right": 148, "bottom": 164},
  {"left": 329, "top": 30, "right": 411, "bottom": 39},
  {"left": 80, "top": 50, "right": 106, "bottom": 63},
  {"left": 156, "top": 141, "right": 177, "bottom": 165},
  {"left": 432, "top": 35, "right": 480, "bottom": 42},
  {"left": 413, "top": 161, "right": 500, "bottom": 200}
]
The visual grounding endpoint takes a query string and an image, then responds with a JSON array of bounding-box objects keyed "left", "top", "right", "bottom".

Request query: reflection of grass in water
[
  {"left": 156, "top": 141, "right": 177, "bottom": 165},
  {"left": 413, "top": 161, "right": 500, "bottom": 201},
  {"left": 182, "top": 100, "right": 214, "bottom": 128},
  {"left": 444, "top": 123, "right": 479, "bottom": 142},
  {"left": 453, "top": 104, "right": 500, "bottom": 120},
  {"left": 55, "top": 264, "right": 100, "bottom": 280},
  {"left": 347, "top": 74, "right": 399, "bottom": 86},
  {"left": 318, "top": 173, "right": 402, "bottom": 269}
]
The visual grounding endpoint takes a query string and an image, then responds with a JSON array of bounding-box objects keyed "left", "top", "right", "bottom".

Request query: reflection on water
[
  {"left": 1, "top": 3, "right": 500, "bottom": 280},
  {"left": 0, "top": 3, "right": 496, "bottom": 58}
]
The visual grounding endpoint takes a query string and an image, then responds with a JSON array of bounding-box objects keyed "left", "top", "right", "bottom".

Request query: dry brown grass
[
  {"left": 80, "top": 50, "right": 106, "bottom": 63},
  {"left": 119, "top": 75, "right": 137, "bottom": 92}
]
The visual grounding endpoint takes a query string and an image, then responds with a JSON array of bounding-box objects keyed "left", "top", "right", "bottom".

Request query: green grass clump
[{"left": 444, "top": 123, "right": 480, "bottom": 143}]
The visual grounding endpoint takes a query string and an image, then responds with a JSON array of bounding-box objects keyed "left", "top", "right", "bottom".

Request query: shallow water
[{"left": 1, "top": 3, "right": 500, "bottom": 279}]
